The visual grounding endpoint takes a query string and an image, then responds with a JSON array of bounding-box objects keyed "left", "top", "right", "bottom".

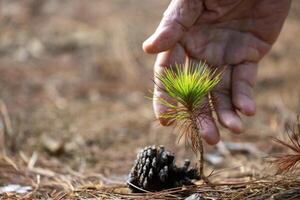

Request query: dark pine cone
[{"left": 127, "top": 145, "right": 200, "bottom": 192}]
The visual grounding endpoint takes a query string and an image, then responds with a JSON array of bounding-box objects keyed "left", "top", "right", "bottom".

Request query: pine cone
[{"left": 127, "top": 145, "right": 200, "bottom": 192}]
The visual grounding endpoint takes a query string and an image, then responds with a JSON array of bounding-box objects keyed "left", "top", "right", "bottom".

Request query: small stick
[
  {"left": 0, "top": 125, "right": 4, "bottom": 154},
  {"left": 0, "top": 100, "right": 14, "bottom": 153},
  {"left": 0, "top": 100, "right": 13, "bottom": 137}
]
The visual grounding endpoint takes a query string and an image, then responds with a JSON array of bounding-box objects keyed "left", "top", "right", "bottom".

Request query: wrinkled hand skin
[{"left": 144, "top": 0, "right": 291, "bottom": 145}]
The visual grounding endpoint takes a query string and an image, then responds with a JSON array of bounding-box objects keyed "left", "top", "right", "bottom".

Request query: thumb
[{"left": 143, "top": 0, "right": 203, "bottom": 54}]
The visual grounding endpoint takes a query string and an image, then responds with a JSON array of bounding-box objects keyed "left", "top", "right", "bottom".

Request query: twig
[
  {"left": 0, "top": 100, "right": 14, "bottom": 153},
  {"left": 27, "top": 152, "right": 38, "bottom": 170},
  {"left": 2, "top": 154, "right": 19, "bottom": 171}
]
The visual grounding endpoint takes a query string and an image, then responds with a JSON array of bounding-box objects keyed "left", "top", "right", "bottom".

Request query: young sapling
[{"left": 154, "top": 61, "right": 221, "bottom": 184}]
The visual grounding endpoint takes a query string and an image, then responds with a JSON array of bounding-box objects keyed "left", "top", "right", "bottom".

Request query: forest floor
[{"left": 0, "top": 1, "right": 299, "bottom": 199}]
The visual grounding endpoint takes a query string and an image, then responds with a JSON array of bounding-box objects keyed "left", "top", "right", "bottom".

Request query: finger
[
  {"left": 143, "top": 0, "right": 203, "bottom": 54},
  {"left": 212, "top": 67, "right": 244, "bottom": 134},
  {"left": 153, "top": 44, "right": 186, "bottom": 126},
  {"left": 196, "top": 98, "right": 220, "bottom": 145},
  {"left": 232, "top": 62, "right": 258, "bottom": 116}
]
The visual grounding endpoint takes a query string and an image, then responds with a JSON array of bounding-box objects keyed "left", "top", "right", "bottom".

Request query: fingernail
[
  {"left": 198, "top": 120, "right": 220, "bottom": 145},
  {"left": 143, "top": 35, "right": 155, "bottom": 53},
  {"left": 236, "top": 94, "right": 256, "bottom": 116},
  {"left": 220, "top": 111, "right": 244, "bottom": 133},
  {"left": 154, "top": 100, "right": 172, "bottom": 126}
]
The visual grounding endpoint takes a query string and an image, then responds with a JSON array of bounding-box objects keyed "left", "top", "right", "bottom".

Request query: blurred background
[{"left": 0, "top": 0, "right": 299, "bottom": 180}]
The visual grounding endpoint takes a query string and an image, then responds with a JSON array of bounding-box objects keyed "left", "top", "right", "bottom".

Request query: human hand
[{"left": 144, "top": 0, "right": 291, "bottom": 145}]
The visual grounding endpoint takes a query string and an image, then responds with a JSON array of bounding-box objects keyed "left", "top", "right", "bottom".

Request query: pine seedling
[{"left": 154, "top": 61, "right": 221, "bottom": 184}]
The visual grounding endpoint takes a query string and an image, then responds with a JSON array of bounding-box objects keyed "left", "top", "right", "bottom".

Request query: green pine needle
[{"left": 155, "top": 61, "right": 221, "bottom": 122}]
